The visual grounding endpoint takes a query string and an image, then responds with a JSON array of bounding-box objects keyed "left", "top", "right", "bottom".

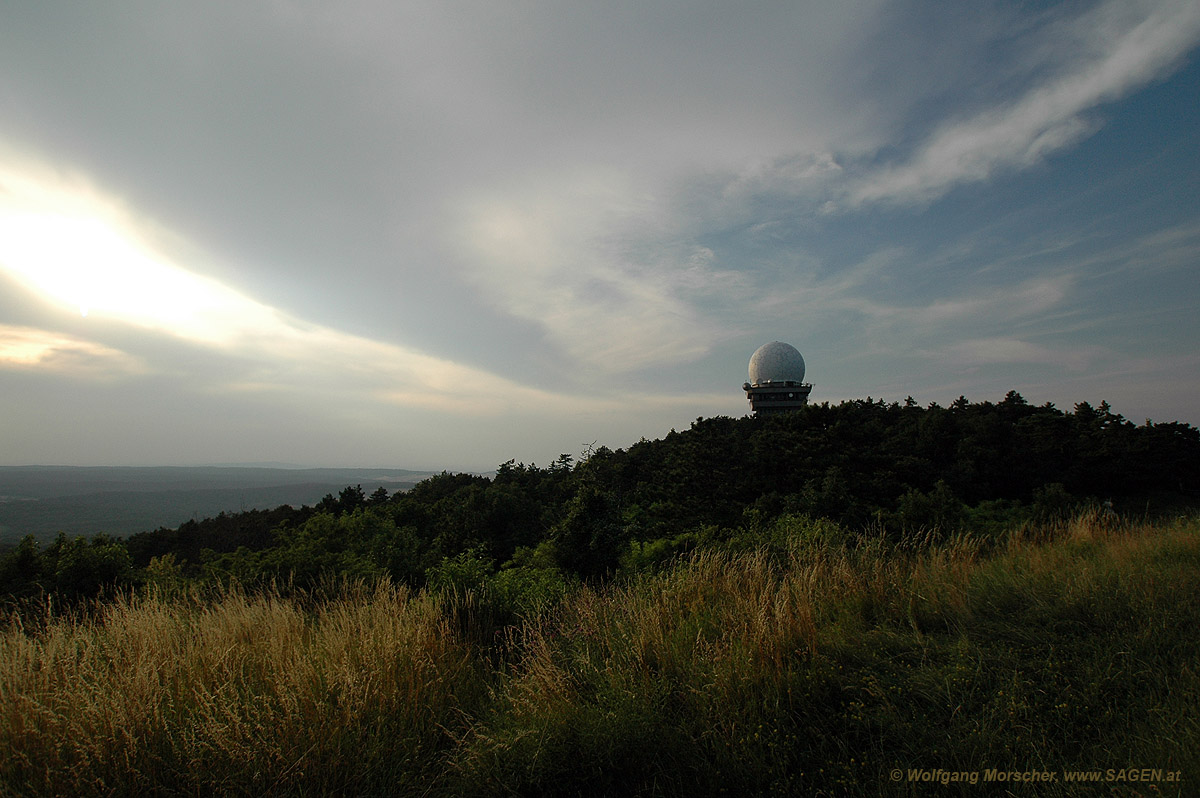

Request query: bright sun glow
[
  {"left": 0, "top": 178, "right": 274, "bottom": 347},
  {"left": 0, "top": 157, "right": 594, "bottom": 414}
]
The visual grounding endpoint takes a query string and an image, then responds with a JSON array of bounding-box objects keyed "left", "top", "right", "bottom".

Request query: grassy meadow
[{"left": 3, "top": 511, "right": 1198, "bottom": 796}]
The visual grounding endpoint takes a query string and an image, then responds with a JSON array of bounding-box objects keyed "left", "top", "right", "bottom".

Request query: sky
[{"left": 1, "top": 1, "right": 1198, "bottom": 472}]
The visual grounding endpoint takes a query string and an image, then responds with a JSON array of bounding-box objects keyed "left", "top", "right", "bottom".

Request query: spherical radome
[{"left": 748, "top": 341, "right": 806, "bottom": 385}]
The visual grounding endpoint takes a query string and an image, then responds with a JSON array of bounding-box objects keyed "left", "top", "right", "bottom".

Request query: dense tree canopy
[{"left": 3, "top": 394, "right": 1197, "bottom": 604}]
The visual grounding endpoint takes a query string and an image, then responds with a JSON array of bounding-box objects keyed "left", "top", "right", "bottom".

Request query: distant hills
[{"left": 0, "top": 466, "right": 436, "bottom": 545}]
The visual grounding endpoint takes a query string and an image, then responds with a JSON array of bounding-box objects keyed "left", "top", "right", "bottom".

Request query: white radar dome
[{"left": 748, "top": 341, "right": 806, "bottom": 385}]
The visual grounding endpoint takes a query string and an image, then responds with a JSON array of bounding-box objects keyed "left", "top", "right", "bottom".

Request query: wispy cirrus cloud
[
  {"left": 455, "top": 172, "right": 737, "bottom": 376},
  {"left": 933, "top": 337, "right": 1106, "bottom": 372},
  {"left": 452, "top": 0, "right": 1200, "bottom": 383},
  {"left": 842, "top": 0, "right": 1200, "bottom": 207},
  {"left": 859, "top": 275, "right": 1073, "bottom": 327}
]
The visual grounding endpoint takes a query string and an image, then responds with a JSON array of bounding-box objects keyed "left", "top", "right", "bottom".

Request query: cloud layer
[{"left": 0, "top": 0, "right": 1197, "bottom": 467}]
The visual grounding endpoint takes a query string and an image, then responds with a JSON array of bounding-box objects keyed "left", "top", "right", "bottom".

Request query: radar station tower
[{"left": 743, "top": 341, "right": 811, "bottom": 415}]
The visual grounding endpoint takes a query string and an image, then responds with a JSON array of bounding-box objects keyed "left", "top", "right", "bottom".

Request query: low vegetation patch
[{"left": 3, "top": 514, "right": 1198, "bottom": 795}]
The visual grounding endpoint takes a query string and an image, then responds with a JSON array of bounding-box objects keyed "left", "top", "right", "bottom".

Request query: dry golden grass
[{"left": 1, "top": 580, "right": 480, "bottom": 796}]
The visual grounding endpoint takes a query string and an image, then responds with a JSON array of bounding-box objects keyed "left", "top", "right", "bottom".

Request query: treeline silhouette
[{"left": 3, "top": 393, "right": 1197, "bottom": 602}]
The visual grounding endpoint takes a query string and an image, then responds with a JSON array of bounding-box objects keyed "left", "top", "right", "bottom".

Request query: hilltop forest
[{"left": 3, "top": 392, "right": 1198, "bottom": 605}]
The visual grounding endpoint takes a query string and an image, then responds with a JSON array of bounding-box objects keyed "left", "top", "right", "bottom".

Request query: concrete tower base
[{"left": 743, "top": 382, "right": 812, "bottom": 414}]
